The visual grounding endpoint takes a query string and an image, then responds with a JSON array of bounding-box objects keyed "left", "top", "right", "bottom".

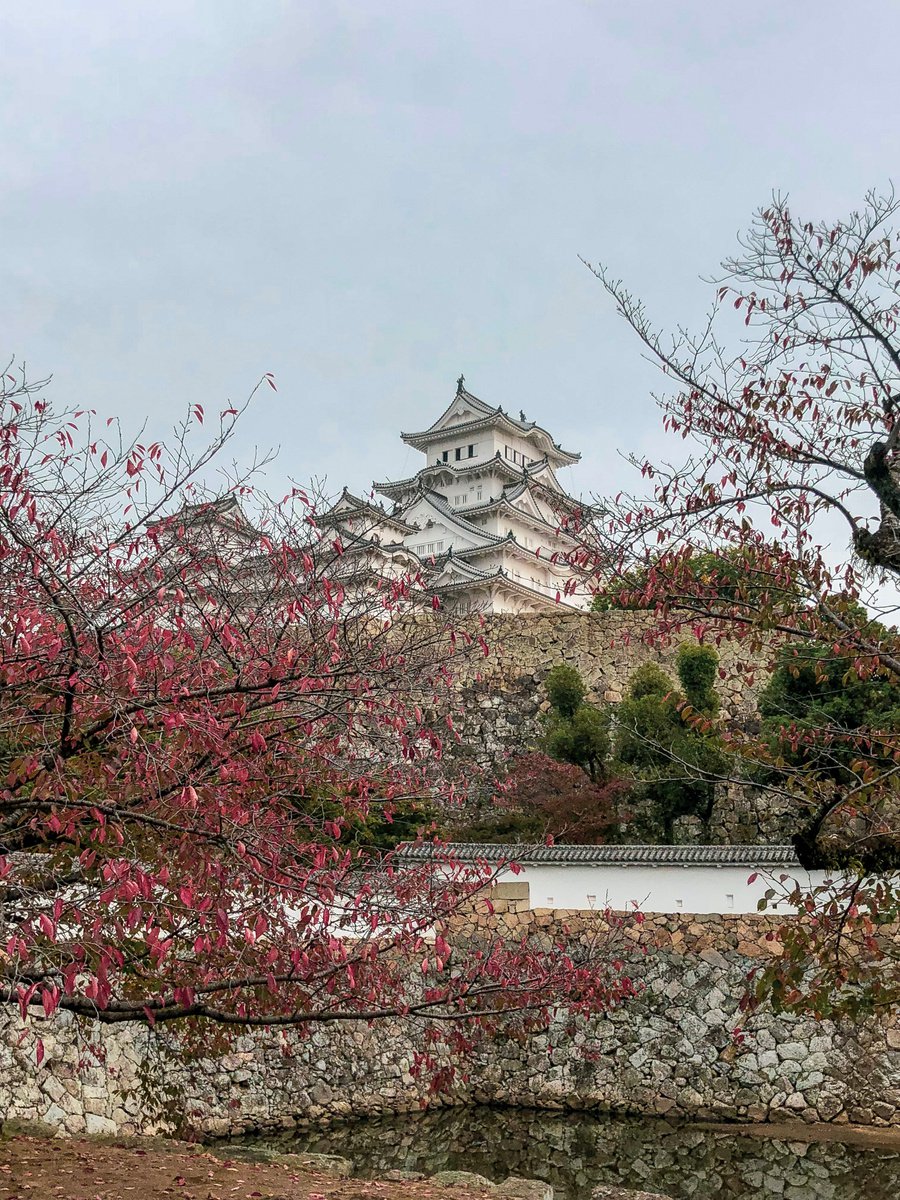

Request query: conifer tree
[{"left": 615, "top": 645, "right": 725, "bottom": 842}]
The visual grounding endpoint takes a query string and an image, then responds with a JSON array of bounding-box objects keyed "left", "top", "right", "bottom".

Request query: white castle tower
[{"left": 327, "top": 379, "right": 591, "bottom": 614}]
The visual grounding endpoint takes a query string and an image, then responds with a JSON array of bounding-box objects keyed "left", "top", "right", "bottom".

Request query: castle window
[
  {"left": 455, "top": 447, "right": 462, "bottom": 461},
  {"left": 427, "top": 542, "right": 435, "bottom": 555},
  {"left": 476, "top": 487, "right": 483, "bottom": 500},
  {"left": 442, "top": 450, "right": 449, "bottom": 463},
  {"left": 467, "top": 444, "right": 475, "bottom": 457}
]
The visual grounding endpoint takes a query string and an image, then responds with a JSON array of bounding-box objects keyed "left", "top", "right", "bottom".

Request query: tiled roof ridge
[{"left": 397, "top": 842, "right": 801, "bottom": 866}]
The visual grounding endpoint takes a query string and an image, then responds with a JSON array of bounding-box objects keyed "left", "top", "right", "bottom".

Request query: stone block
[
  {"left": 84, "top": 1113, "right": 118, "bottom": 1136},
  {"left": 847, "top": 1107, "right": 874, "bottom": 1124},
  {"left": 814, "top": 1094, "right": 844, "bottom": 1121},
  {"left": 591, "top": 1189, "right": 674, "bottom": 1200},
  {"left": 493, "top": 882, "right": 531, "bottom": 903},
  {"left": 776, "top": 1042, "right": 808, "bottom": 1062},
  {"left": 39, "top": 1075, "right": 67, "bottom": 1105},
  {"left": 496, "top": 1177, "right": 553, "bottom": 1200},
  {"left": 432, "top": 1171, "right": 498, "bottom": 1189}
]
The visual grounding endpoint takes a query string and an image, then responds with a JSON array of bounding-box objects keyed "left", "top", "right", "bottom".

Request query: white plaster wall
[
  {"left": 486, "top": 431, "right": 543, "bottom": 466},
  {"left": 338, "top": 514, "right": 405, "bottom": 544},
  {"left": 497, "top": 861, "right": 831, "bottom": 914},
  {"left": 477, "top": 511, "right": 552, "bottom": 555},
  {"left": 422, "top": 434, "right": 487, "bottom": 466},
  {"left": 427, "top": 430, "right": 536, "bottom": 467}
]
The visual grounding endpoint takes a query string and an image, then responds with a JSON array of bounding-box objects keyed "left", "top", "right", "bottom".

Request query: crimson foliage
[
  {"left": 461, "top": 753, "right": 626, "bottom": 845},
  {"left": 0, "top": 373, "right": 634, "bottom": 1052}
]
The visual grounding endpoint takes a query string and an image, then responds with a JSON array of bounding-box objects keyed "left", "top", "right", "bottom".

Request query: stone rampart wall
[
  {"left": 450, "top": 613, "right": 784, "bottom": 843},
  {"left": 456, "top": 613, "right": 762, "bottom": 711},
  {"left": 3, "top": 907, "right": 898, "bottom": 1139}
]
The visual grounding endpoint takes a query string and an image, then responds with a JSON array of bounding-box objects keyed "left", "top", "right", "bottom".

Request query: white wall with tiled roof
[
  {"left": 399, "top": 843, "right": 833, "bottom": 915},
  {"left": 494, "top": 859, "right": 829, "bottom": 914}
]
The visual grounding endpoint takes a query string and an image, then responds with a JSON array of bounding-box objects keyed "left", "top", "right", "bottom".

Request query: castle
[{"left": 324, "top": 379, "right": 592, "bottom": 614}]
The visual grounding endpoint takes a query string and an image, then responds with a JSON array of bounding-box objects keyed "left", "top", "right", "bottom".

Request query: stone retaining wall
[
  {"left": 453, "top": 613, "right": 763, "bottom": 760},
  {"left": 449, "top": 614, "right": 786, "bottom": 843},
  {"left": 3, "top": 907, "right": 898, "bottom": 1138},
  {"left": 455, "top": 903, "right": 900, "bottom": 1127}
]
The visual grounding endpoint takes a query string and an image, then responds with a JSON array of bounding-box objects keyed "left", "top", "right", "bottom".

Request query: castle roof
[
  {"left": 374, "top": 451, "right": 564, "bottom": 503},
  {"left": 321, "top": 487, "right": 417, "bottom": 536},
  {"left": 449, "top": 533, "right": 572, "bottom": 574},
  {"left": 429, "top": 563, "right": 576, "bottom": 611},
  {"left": 149, "top": 494, "right": 261, "bottom": 550},
  {"left": 165, "top": 493, "right": 250, "bottom": 526},
  {"left": 401, "top": 385, "right": 580, "bottom": 466},
  {"left": 459, "top": 486, "right": 578, "bottom": 546}
]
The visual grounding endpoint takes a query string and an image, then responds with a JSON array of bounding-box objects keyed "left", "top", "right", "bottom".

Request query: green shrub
[
  {"left": 544, "top": 663, "right": 587, "bottom": 720},
  {"left": 542, "top": 664, "right": 610, "bottom": 782},
  {"left": 613, "top": 644, "right": 725, "bottom": 842}
]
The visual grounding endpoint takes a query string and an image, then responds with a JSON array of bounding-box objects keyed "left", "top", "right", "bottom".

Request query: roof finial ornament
[
  {"left": 456, "top": 373, "right": 465, "bottom": 395},
  {"left": 519, "top": 409, "right": 526, "bottom": 421}
]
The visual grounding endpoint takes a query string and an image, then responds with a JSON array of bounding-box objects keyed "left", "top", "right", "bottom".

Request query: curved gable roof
[
  {"left": 403, "top": 488, "right": 506, "bottom": 547},
  {"left": 322, "top": 487, "right": 417, "bottom": 536},
  {"left": 401, "top": 385, "right": 580, "bottom": 465},
  {"left": 460, "top": 491, "right": 577, "bottom": 546}
]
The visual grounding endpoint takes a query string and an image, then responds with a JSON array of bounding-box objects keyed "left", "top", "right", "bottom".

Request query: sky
[{"left": 2, "top": 0, "right": 899, "bottom": 507}]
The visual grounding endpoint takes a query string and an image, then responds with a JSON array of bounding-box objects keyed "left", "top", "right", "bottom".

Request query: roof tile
[{"left": 397, "top": 842, "right": 801, "bottom": 867}]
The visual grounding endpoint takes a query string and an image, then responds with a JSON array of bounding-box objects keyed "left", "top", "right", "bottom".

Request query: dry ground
[{"left": 0, "top": 1136, "right": 493, "bottom": 1200}]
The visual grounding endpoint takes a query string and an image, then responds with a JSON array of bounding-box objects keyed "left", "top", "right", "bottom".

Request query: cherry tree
[
  {"left": 582, "top": 189, "right": 900, "bottom": 1016},
  {"left": 0, "top": 368, "right": 633, "bottom": 1054}
]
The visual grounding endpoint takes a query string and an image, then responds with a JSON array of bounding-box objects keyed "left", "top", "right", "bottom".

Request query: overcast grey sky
[{"left": 2, "top": 1, "right": 899, "bottom": 503}]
